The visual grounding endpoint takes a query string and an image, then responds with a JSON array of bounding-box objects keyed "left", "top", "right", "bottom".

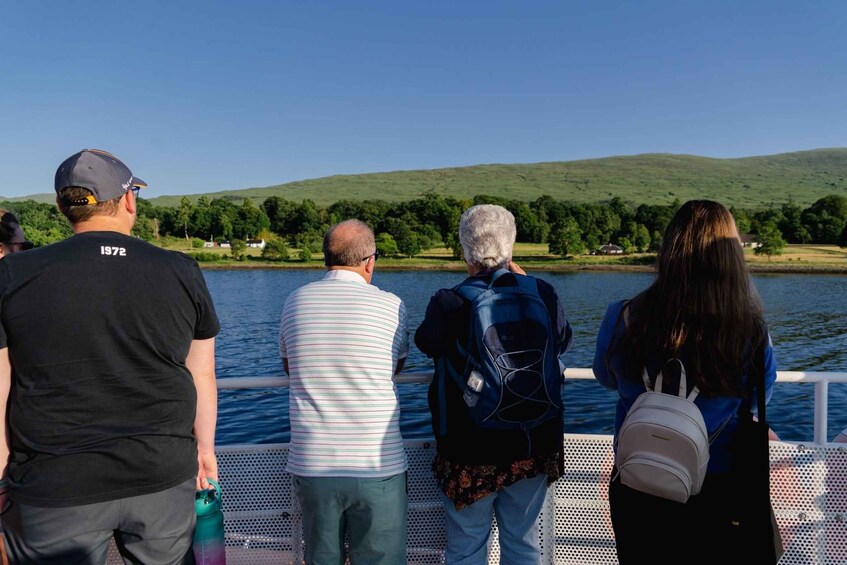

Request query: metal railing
[{"left": 218, "top": 369, "right": 847, "bottom": 444}]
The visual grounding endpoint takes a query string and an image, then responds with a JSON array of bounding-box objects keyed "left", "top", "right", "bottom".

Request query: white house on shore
[
  {"left": 598, "top": 243, "right": 624, "bottom": 255},
  {"left": 246, "top": 239, "right": 266, "bottom": 249}
]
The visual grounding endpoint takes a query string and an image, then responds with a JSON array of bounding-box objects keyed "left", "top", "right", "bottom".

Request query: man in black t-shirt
[{"left": 0, "top": 149, "right": 220, "bottom": 564}]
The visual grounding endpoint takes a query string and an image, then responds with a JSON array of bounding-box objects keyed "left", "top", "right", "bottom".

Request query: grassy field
[
  {"left": 125, "top": 148, "right": 847, "bottom": 210},
  {"left": 9, "top": 149, "right": 847, "bottom": 212},
  {"left": 162, "top": 240, "right": 847, "bottom": 274},
  {"left": 743, "top": 244, "right": 847, "bottom": 272},
  {"left": 9, "top": 150, "right": 846, "bottom": 216}
]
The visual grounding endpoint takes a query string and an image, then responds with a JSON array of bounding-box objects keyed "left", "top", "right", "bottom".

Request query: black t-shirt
[
  {"left": 415, "top": 270, "right": 573, "bottom": 465},
  {"left": 0, "top": 231, "right": 220, "bottom": 507}
]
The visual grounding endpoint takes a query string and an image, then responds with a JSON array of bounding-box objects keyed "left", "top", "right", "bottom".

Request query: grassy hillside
[{"left": 11, "top": 148, "right": 847, "bottom": 209}]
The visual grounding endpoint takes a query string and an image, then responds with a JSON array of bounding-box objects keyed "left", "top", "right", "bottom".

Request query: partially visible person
[
  {"left": 416, "top": 204, "right": 572, "bottom": 565},
  {"left": 0, "top": 211, "right": 35, "bottom": 560},
  {"left": 593, "top": 199, "right": 778, "bottom": 563},
  {"left": 0, "top": 209, "right": 33, "bottom": 259},
  {"left": 279, "top": 219, "right": 409, "bottom": 565},
  {"left": 0, "top": 149, "right": 220, "bottom": 564}
]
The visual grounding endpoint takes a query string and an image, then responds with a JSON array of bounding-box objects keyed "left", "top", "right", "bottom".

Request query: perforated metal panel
[
  {"left": 405, "top": 440, "right": 446, "bottom": 564},
  {"left": 98, "top": 437, "right": 847, "bottom": 564},
  {"left": 218, "top": 445, "right": 299, "bottom": 563},
  {"left": 554, "top": 435, "right": 618, "bottom": 564},
  {"left": 770, "top": 441, "right": 847, "bottom": 565}
]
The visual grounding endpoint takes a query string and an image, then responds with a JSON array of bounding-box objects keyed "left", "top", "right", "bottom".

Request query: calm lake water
[{"left": 205, "top": 269, "right": 847, "bottom": 445}]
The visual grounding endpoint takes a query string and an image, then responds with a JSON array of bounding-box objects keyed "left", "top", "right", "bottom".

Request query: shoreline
[{"left": 196, "top": 261, "right": 847, "bottom": 275}]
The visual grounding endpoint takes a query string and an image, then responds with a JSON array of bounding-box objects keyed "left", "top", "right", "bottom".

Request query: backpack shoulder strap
[
  {"left": 648, "top": 359, "right": 701, "bottom": 400},
  {"left": 451, "top": 274, "right": 494, "bottom": 363},
  {"left": 487, "top": 267, "right": 511, "bottom": 288},
  {"left": 667, "top": 358, "right": 700, "bottom": 401},
  {"left": 453, "top": 279, "right": 485, "bottom": 302},
  {"left": 454, "top": 268, "right": 513, "bottom": 301},
  {"left": 641, "top": 368, "right": 654, "bottom": 391},
  {"left": 512, "top": 272, "right": 540, "bottom": 295},
  {"left": 679, "top": 361, "right": 702, "bottom": 401}
]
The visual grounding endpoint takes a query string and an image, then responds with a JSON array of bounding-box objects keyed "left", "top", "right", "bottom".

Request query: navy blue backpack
[{"left": 448, "top": 268, "right": 563, "bottom": 430}]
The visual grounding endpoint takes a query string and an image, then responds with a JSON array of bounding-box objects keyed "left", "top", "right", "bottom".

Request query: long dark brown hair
[{"left": 609, "top": 200, "right": 767, "bottom": 396}]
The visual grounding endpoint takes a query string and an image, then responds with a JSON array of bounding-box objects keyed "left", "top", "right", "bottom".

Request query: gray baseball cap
[{"left": 54, "top": 149, "right": 147, "bottom": 205}]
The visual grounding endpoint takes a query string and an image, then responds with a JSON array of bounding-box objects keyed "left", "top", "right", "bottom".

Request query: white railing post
[{"left": 814, "top": 379, "right": 828, "bottom": 445}]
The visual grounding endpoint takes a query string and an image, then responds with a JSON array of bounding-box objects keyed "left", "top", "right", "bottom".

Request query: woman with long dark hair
[{"left": 593, "top": 200, "right": 778, "bottom": 563}]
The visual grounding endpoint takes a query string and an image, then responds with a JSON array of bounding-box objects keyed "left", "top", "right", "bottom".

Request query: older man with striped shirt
[{"left": 279, "top": 219, "right": 409, "bottom": 565}]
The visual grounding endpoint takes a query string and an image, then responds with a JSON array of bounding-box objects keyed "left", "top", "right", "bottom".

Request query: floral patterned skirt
[{"left": 433, "top": 452, "right": 562, "bottom": 510}]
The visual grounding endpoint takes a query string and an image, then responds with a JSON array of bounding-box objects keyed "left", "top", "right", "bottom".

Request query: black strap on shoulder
[
  {"left": 755, "top": 341, "right": 767, "bottom": 426},
  {"left": 739, "top": 338, "right": 767, "bottom": 425}
]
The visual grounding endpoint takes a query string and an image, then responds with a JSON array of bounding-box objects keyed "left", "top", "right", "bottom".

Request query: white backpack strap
[
  {"left": 663, "top": 358, "right": 689, "bottom": 399},
  {"left": 647, "top": 359, "right": 700, "bottom": 400},
  {"left": 674, "top": 359, "right": 700, "bottom": 402},
  {"left": 688, "top": 386, "right": 700, "bottom": 402},
  {"left": 672, "top": 359, "right": 700, "bottom": 401},
  {"left": 641, "top": 367, "right": 662, "bottom": 392}
]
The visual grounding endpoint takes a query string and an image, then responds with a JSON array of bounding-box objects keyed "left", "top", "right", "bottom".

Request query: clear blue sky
[{"left": 1, "top": 0, "right": 845, "bottom": 199}]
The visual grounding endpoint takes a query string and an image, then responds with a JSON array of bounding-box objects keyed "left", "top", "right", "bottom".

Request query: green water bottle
[{"left": 193, "top": 478, "right": 227, "bottom": 565}]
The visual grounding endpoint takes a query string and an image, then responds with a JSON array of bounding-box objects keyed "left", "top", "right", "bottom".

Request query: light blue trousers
[
  {"left": 441, "top": 473, "right": 548, "bottom": 565},
  {"left": 292, "top": 473, "right": 407, "bottom": 565}
]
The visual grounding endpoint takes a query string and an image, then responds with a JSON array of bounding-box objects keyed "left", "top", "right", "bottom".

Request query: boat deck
[
  {"left": 98, "top": 435, "right": 847, "bottom": 564},
  {"left": 102, "top": 368, "right": 847, "bottom": 563}
]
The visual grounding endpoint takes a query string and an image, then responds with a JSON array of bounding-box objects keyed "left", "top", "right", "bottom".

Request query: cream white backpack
[{"left": 614, "top": 359, "right": 711, "bottom": 503}]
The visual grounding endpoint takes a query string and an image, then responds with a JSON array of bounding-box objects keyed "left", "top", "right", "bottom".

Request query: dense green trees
[
  {"left": 4, "top": 193, "right": 847, "bottom": 259},
  {"left": 177, "top": 197, "right": 193, "bottom": 241},
  {"left": 375, "top": 233, "right": 399, "bottom": 257},
  {"left": 801, "top": 195, "right": 847, "bottom": 243},
  {"left": 548, "top": 218, "right": 583, "bottom": 258},
  {"left": 778, "top": 201, "right": 811, "bottom": 243},
  {"left": 261, "top": 238, "right": 290, "bottom": 261},
  {"left": 755, "top": 222, "right": 787, "bottom": 259},
  {"left": 10, "top": 200, "right": 72, "bottom": 245},
  {"left": 229, "top": 239, "right": 246, "bottom": 261}
]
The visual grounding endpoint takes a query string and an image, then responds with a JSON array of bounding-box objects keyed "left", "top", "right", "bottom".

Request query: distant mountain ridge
[{"left": 8, "top": 148, "right": 847, "bottom": 209}]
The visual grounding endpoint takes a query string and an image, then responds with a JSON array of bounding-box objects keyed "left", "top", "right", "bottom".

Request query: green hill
[{"left": 10, "top": 149, "right": 847, "bottom": 209}]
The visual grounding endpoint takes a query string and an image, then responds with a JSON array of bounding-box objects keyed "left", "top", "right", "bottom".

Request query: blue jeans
[
  {"left": 292, "top": 473, "right": 407, "bottom": 565},
  {"left": 441, "top": 473, "right": 548, "bottom": 565}
]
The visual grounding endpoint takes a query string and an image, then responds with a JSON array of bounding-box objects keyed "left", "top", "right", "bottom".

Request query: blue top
[{"left": 592, "top": 299, "right": 778, "bottom": 473}]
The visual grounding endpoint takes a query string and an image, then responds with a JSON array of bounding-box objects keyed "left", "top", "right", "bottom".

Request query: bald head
[{"left": 323, "top": 219, "right": 376, "bottom": 268}]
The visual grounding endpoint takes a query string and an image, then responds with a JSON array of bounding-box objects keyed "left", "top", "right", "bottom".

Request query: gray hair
[
  {"left": 459, "top": 204, "right": 516, "bottom": 270},
  {"left": 323, "top": 219, "right": 375, "bottom": 267}
]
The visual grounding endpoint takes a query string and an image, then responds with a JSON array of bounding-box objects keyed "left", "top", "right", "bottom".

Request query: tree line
[{"left": 5, "top": 193, "right": 847, "bottom": 260}]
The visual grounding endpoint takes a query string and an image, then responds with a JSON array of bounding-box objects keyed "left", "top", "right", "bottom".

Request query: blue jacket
[{"left": 592, "top": 299, "right": 777, "bottom": 472}]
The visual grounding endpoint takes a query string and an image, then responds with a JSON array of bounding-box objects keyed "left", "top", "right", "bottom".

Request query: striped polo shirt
[{"left": 279, "top": 269, "right": 409, "bottom": 477}]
